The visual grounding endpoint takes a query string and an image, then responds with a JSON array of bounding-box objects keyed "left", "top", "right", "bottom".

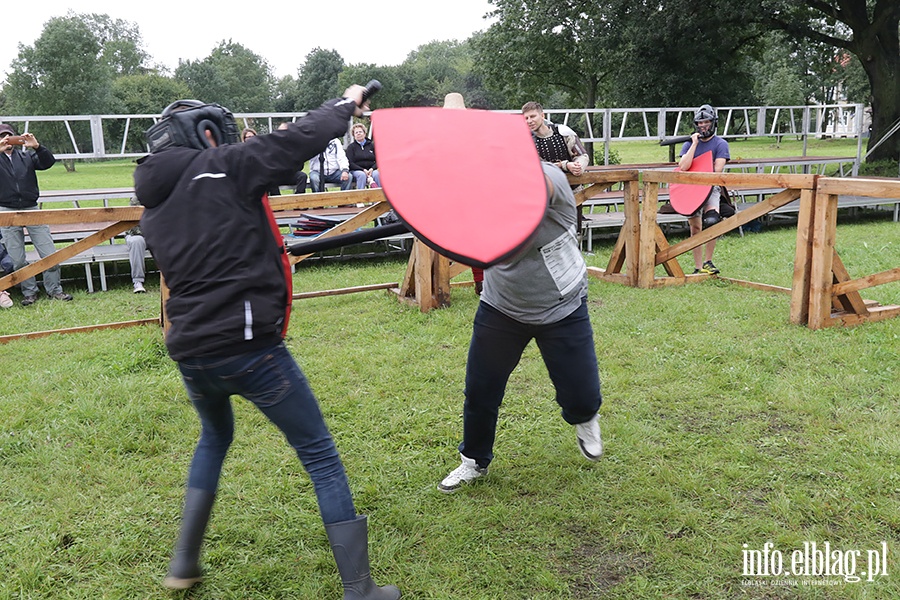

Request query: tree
[
  {"left": 295, "top": 49, "right": 345, "bottom": 111},
  {"left": 111, "top": 73, "right": 191, "bottom": 115},
  {"left": 175, "top": 40, "right": 275, "bottom": 112},
  {"left": 110, "top": 73, "right": 192, "bottom": 153},
  {"left": 761, "top": 0, "right": 900, "bottom": 161},
  {"left": 5, "top": 14, "right": 113, "bottom": 116},
  {"left": 473, "top": 0, "right": 616, "bottom": 109},
  {"left": 81, "top": 13, "right": 150, "bottom": 76}
]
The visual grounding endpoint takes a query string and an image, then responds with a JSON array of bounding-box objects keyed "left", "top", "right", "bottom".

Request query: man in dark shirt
[{"left": 0, "top": 124, "right": 73, "bottom": 305}]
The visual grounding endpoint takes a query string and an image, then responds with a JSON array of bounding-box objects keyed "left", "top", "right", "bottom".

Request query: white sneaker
[
  {"left": 438, "top": 454, "right": 487, "bottom": 493},
  {"left": 0, "top": 291, "right": 12, "bottom": 309},
  {"left": 133, "top": 282, "right": 146, "bottom": 294},
  {"left": 575, "top": 414, "right": 603, "bottom": 461}
]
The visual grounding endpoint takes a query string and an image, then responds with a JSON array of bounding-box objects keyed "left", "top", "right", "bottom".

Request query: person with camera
[
  {"left": 134, "top": 86, "right": 400, "bottom": 598},
  {"left": 0, "top": 124, "right": 73, "bottom": 305}
]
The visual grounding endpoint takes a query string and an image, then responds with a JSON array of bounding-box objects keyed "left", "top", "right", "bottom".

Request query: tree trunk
[
  {"left": 63, "top": 159, "right": 76, "bottom": 173},
  {"left": 859, "top": 40, "right": 900, "bottom": 163}
]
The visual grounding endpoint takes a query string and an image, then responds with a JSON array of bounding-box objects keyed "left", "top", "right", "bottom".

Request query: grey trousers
[{"left": 0, "top": 206, "right": 63, "bottom": 297}]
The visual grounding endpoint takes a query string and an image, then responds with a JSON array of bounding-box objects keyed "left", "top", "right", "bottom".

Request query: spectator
[
  {"left": 438, "top": 161, "right": 604, "bottom": 493},
  {"left": 0, "top": 124, "right": 72, "bottom": 305},
  {"left": 679, "top": 104, "right": 730, "bottom": 275},
  {"left": 0, "top": 229, "right": 13, "bottom": 275},
  {"left": 125, "top": 197, "right": 148, "bottom": 293},
  {"left": 134, "top": 91, "right": 400, "bottom": 598},
  {"left": 346, "top": 123, "right": 380, "bottom": 189},
  {"left": 309, "top": 138, "right": 351, "bottom": 192},
  {"left": 522, "top": 102, "right": 589, "bottom": 176}
]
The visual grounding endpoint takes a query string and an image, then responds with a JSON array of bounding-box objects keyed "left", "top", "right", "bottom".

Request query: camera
[{"left": 4, "top": 136, "right": 25, "bottom": 146}]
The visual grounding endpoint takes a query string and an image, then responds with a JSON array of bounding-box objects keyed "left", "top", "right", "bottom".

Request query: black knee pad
[{"left": 702, "top": 210, "right": 721, "bottom": 228}]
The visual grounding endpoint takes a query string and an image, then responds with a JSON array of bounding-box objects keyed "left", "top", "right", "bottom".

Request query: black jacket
[
  {"left": 134, "top": 97, "right": 357, "bottom": 360},
  {"left": 0, "top": 145, "right": 56, "bottom": 209},
  {"left": 346, "top": 138, "right": 377, "bottom": 171}
]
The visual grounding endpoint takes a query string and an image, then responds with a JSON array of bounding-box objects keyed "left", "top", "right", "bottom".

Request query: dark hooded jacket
[
  {"left": 0, "top": 145, "right": 56, "bottom": 209},
  {"left": 134, "top": 97, "right": 357, "bottom": 360}
]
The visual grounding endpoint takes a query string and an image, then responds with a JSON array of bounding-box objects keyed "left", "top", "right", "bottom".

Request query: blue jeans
[
  {"left": 176, "top": 342, "right": 356, "bottom": 525},
  {"left": 460, "top": 298, "right": 602, "bottom": 468},
  {"left": 0, "top": 206, "right": 64, "bottom": 296},
  {"left": 351, "top": 169, "right": 380, "bottom": 190},
  {"left": 309, "top": 169, "right": 351, "bottom": 192}
]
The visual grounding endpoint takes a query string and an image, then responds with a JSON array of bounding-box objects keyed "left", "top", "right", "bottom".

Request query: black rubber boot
[
  {"left": 162, "top": 487, "right": 216, "bottom": 590},
  {"left": 325, "top": 515, "right": 401, "bottom": 599}
]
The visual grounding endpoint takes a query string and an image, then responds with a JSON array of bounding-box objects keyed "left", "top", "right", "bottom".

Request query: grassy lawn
[{"left": 1, "top": 212, "right": 898, "bottom": 598}]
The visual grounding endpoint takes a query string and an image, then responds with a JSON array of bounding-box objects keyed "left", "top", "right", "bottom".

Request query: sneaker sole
[
  {"left": 577, "top": 442, "right": 602, "bottom": 461},
  {"left": 437, "top": 470, "right": 487, "bottom": 494}
]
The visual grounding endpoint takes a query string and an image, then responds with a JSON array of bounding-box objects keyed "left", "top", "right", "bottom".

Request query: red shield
[
  {"left": 669, "top": 150, "right": 714, "bottom": 216},
  {"left": 371, "top": 107, "right": 547, "bottom": 268}
]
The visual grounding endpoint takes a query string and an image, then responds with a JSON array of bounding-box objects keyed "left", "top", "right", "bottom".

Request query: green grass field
[{"left": 1, "top": 151, "right": 897, "bottom": 599}]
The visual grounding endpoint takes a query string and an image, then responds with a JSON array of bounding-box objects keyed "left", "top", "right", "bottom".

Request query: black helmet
[
  {"left": 145, "top": 100, "right": 239, "bottom": 153},
  {"left": 693, "top": 104, "right": 717, "bottom": 139}
]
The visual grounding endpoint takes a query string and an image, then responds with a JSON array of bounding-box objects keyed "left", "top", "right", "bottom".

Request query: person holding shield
[
  {"left": 438, "top": 161, "right": 604, "bottom": 493},
  {"left": 679, "top": 104, "right": 730, "bottom": 274}
]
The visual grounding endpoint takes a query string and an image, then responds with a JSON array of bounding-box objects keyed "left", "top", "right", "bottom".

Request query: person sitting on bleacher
[
  {"left": 309, "top": 138, "right": 351, "bottom": 192},
  {"left": 346, "top": 123, "right": 380, "bottom": 189},
  {"left": 125, "top": 197, "right": 148, "bottom": 294},
  {"left": 0, "top": 124, "right": 73, "bottom": 305}
]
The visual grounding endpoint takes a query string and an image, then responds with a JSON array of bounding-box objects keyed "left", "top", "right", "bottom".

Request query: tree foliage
[
  {"left": 111, "top": 74, "right": 191, "bottom": 114},
  {"left": 295, "top": 48, "right": 345, "bottom": 111},
  {"left": 175, "top": 40, "right": 274, "bottom": 112},
  {"left": 5, "top": 14, "right": 114, "bottom": 115},
  {"left": 760, "top": 0, "right": 900, "bottom": 160}
]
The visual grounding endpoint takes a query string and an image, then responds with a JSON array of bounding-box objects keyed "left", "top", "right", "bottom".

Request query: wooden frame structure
[
  {"left": 1, "top": 172, "right": 897, "bottom": 343},
  {"left": 577, "top": 169, "right": 899, "bottom": 329}
]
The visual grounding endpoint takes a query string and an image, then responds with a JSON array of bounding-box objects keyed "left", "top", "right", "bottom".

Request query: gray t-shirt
[{"left": 481, "top": 163, "right": 587, "bottom": 324}]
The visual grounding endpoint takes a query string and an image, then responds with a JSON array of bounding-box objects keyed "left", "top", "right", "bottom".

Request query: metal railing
[{"left": 0, "top": 103, "right": 866, "bottom": 163}]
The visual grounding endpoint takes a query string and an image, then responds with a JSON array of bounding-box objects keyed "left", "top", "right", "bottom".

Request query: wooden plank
[
  {"left": 655, "top": 226, "right": 684, "bottom": 277},
  {"left": 289, "top": 201, "right": 391, "bottom": 264},
  {"left": 830, "top": 251, "right": 869, "bottom": 316},
  {"left": 605, "top": 225, "right": 627, "bottom": 275},
  {"left": 789, "top": 187, "right": 816, "bottom": 325},
  {"left": 0, "top": 318, "right": 159, "bottom": 345},
  {"left": 643, "top": 170, "right": 816, "bottom": 190},
  {"left": 832, "top": 266, "right": 900, "bottom": 295},
  {"left": 825, "top": 305, "right": 900, "bottom": 328},
  {"left": 0, "top": 206, "right": 142, "bottom": 226},
  {"left": 816, "top": 177, "right": 900, "bottom": 198},
  {"left": 0, "top": 222, "right": 132, "bottom": 292},
  {"left": 293, "top": 282, "right": 398, "bottom": 299},
  {"left": 718, "top": 277, "right": 792, "bottom": 294},
  {"left": 622, "top": 179, "right": 641, "bottom": 286},
  {"left": 807, "top": 193, "right": 839, "bottom": 329},
  {"left": 268, "top": 188, "right": 387, "bottom": 212},
  {"left": 655, "top": 188, "right": 802, "bottom": 265},
  {"left": 638, "top": 181, "right": 660, "bottom": 289}
]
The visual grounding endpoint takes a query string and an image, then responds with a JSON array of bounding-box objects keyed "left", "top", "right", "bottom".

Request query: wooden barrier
[{"left": 2, "top": 173, "right": 897, "bottom": 342}]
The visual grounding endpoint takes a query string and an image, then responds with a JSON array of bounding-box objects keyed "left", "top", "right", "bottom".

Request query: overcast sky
[{"left": 3, "top": 1, "right": 496, "bottom": 79}]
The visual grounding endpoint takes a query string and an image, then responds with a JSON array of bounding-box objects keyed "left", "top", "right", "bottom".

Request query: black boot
[
  {"left": 162, "top": 487, "right": 215, "bottom": 590},
  {"left": 325, "top": 515, "right": 401, "bottom": 599}
]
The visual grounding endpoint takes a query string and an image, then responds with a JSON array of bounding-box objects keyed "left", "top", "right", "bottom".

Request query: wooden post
[
  {"left": 807, "top": 192, "right": 839, "bottom": 329},
  {"left": 159, "top": 272, "right": 170, "bottom": 333},
  {"left": 789, "top": 187, "right": 816, "bottom": 325},
  {"left": 638, "top": 180, "right": 660, "bottom": 288},
  {"left": 396, "top": 238, "right": 451, "bottom": 312}
]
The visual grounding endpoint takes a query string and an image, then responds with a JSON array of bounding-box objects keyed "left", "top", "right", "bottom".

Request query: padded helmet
[
  {"left": 693, "top": 104, "right": 718, "bottom": 139},
  {"left": 145, "top": 99, "right": 239, "bottom": 153}
]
